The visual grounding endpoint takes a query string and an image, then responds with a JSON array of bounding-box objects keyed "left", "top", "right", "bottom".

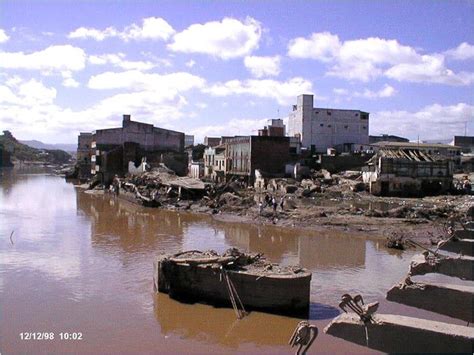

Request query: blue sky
[{"left": 0, "top": 0, "right": 473, "bottom": 143}]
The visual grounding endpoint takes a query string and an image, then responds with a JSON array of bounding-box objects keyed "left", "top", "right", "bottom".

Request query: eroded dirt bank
[{"left": 87, "top": 168, "right": 473, "bottom": 247}]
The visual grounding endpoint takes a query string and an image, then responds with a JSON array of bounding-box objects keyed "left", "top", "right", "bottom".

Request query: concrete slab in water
[
  {"left": 386, "top": 280, "right": 474, "bottom": 322},
  {"left": 409, "top": 254, "right": 474, "bottom": 280},
  {"left": 454, "top": 229, "right": 474, "bottom": 240},
  {"left": 324, "top": 313, "right": 474, "bottom": 353},
  {"left": 439, "top": 239, "right": 474, "bottom": 256}
]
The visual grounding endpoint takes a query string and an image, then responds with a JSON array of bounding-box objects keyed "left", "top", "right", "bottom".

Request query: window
[
  {"left": 362, "top": 126, "right": 366, "bottom": 129},
  {"left": 355, "top": 113, "right": 359, "bottom": 117},
  {"left": 344, "top": 125, "right": 348, "bottom": 129},
  {"left": 320, "top": 123, "right": 324, "bottom": 127},
  {"left": 327, "top": 124, "right": 332, "bottom": 128},
  {"left": 327, "top": 111, "right": 332, "bottom": 115}
]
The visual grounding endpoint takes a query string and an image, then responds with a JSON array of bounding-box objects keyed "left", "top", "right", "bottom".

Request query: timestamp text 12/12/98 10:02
[{"left": 19, "top": 332, "right": 83, "bottom": 340}]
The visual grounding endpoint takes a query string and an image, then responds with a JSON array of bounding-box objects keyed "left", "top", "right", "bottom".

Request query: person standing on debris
[
  {"left": 279, "top": 196, "right": 285, "bottom": 211},
  {"left": 258, "top": 202, "right": 263, "bottom": 215},
  {"left": 462, "top": 176, "right": 471, "bottom": 194},
  {"left": 264, "top": 193, "right": 271, "bottom": 207},
  {"left": 112, "top": 174, "right": 120, "bottom": 195},
  {"left": 272, "top": 196, "right": 277, "bottom": 212}
]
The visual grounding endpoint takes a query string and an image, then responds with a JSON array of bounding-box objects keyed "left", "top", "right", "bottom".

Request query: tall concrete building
[{"left": 288, "top": 94, "right": 369, "bottom": 153}]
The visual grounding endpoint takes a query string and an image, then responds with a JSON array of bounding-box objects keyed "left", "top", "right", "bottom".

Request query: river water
[{"left": 0, "top": 169, "right": 465, "bottom": 354}]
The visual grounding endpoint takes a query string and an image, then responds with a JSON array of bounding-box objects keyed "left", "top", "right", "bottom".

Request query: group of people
[{"left": 258, "top": 193, "right": 285, "bottom": 215}]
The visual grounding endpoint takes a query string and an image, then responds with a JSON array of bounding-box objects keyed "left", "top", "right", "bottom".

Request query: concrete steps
[
  {"left": 386, "top": 280, "right": 474, "bottom": 322},
  {"left": 409, "top": 253, "right": 474, "bottom": 280},
  {"left": 324, "top": 313, "right": 474, "bottom": 353}
]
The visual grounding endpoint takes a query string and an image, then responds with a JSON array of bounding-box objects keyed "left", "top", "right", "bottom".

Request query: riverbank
[{"left": 81, "top": 170, "right": 473, "bottom": 247}]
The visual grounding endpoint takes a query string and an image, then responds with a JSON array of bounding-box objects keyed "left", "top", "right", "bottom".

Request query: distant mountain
[
  {"left": 0, "top": 131, "right": 72, "bottom": 165},
  {"left": 20, "top": 139, "right": 76, "bottom": 152}
]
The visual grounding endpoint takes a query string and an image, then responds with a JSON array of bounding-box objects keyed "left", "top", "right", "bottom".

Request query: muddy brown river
[{"left": 0, "top": 169, "right": 467, "bottom": 354}]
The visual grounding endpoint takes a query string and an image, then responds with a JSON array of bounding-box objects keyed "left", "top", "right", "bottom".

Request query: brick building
[{"left": 225, "top": 136, "right": 290, "bottom": 183}]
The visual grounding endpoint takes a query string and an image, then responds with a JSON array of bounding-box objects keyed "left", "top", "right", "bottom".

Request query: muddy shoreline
[
  {"left": 86, "top": 184, "right": 472, "bottom": 246},
  {"left": 77, "top": 168, "right": 473, "bottom": 247}
]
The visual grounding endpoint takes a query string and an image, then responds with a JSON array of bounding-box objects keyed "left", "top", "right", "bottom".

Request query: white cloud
[
  {"left": 244, "top": 55, "right": 281, "bottom": 77},
  {"left": 203, "top": 77, "right": 313, "bottom": 105},
  {"left": 68, "top": 17, "right": 175, "bottom": 42},
  {"left": 88, "top": 70, "right": 205, "bottom": 93},
  {"left": 122, "top": 17, "right": 175, "bottom": 41},
  {"left": 287, "top": 32, "right": 341, "bottom": 62},
  {"left": 168, "top": 17, "right": 261, "bottom": 59},
  {"left": 88, "top": 53, "right": 156, "bottom": 71},
  {"left": 0, "top": 29, "right": 9, "bottom": 43},
  {"left": 333, "top": 88, "right": 349, "bottom": 96},
  {"left": 360, "top": 84, "right": 396, "bottom": 98},
  {"left": 288, "top": 32, "right": 473, "bottom": 85},
  {"left": 68, "top": 26, "right": 117, "bottom": 41},
  {"left": 334, "top": 84, "right": 397, "bottom": 100},
  {"left": 1, "top": 78, "right": 56, "bottom": 106},
  {"left": 185, "top": 59, "right": 196, "bottom": 68},
  {"left": 62, "top": 78, "right": 80, "bottom": 88},
  {"left": 0, "top": 75, "right": 195, "bottom": 143},
  {"left": 189, "top": 117, "right": 270, "bottom": 141},
  {"left": 385, "top": 54, "right": 474, "bottom": 85},
  {"left": 371, "top": 103, "right": 474, "bottom": 139},
  {"left": 444, "top": 42, "right": 474, "bottom": 60},
  {"left": 0, "top": 45, "right": 86, "bottom": 73}
]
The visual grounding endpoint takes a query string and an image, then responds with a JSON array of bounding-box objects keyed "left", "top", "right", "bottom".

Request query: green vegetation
[{"left": 0, "top": 130, "right": 72, "bottom": 165}]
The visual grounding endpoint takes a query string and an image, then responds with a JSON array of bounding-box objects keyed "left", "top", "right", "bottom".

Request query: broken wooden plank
[
  {"left": 386, "top": 280, "right": 474, "bottom": 322},
  {"left": 324, "top": 313, "right": 474, "bottom": 353},
  {"left": 439, "top": 239, "right": 474, "bottom": 256},
  {"left": 409, "top": 254, "right": 474, "bottom": 280}
]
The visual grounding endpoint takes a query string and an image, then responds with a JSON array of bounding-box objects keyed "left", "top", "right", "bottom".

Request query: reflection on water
[{"left": 1, "top": 169, "right": 441, "bottom": 354}]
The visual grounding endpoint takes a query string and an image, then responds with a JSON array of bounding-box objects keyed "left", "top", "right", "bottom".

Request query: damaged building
[
  {"left": 371, "top": 141, "right": 462, "bottom": 167},
  {"left": 203, "top": 145, "right": 226, "bottom": 182},
  {"left": 225, "top": 136, "right": 290, "bottom": 184},
  {"left": 78, "top": 114, "right": 186, "bottom": 183},
  {"left": 362, "top": 149, "right": 454, "bottom": 196}
]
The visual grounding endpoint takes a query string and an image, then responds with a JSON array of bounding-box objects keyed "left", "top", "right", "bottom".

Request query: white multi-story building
[{"left": 288, "top": 94, "right": 369, "bottom": 153}]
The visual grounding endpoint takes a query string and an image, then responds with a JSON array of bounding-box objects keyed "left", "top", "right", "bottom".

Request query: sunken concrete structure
[
  {"left": 438, "top": 238, "right": 474, "bottom": 256},
  {"left": 387, "top": 279, "right": 474, "bottom": 322},
  {"left": 324, "top": 313, "right": 474, "bottom": 353},
  {"left": 409, "top": 253, "right": 474, "bottom": 281},
  {"left": 362, "top": 149, "right": 454, "bottom": 196},
  {"left": 153, "top": 250, "right": 311, "bottom": 316},
  {"left": 224, "top": 136, "right": 290, "bottom": 184},
  {"left": 82, "top": 115, "right": 185, "bottom": 183},
  {"left": 288, "top": 94, "right": 369, "bottom": 153}
]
